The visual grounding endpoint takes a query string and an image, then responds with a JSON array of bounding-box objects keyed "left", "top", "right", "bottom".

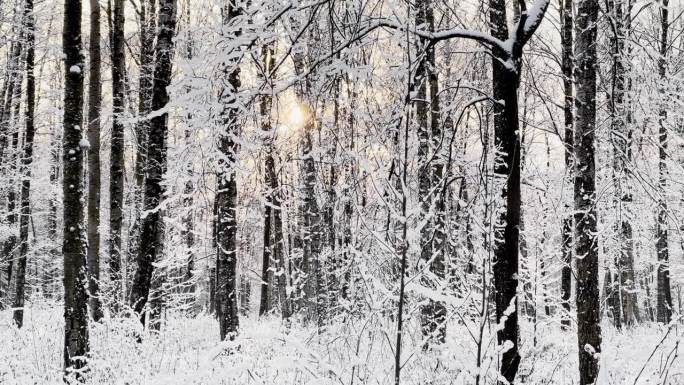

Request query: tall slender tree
[
  {"left": 559, "top": 0, "right": 574, "bottom": 331},
  {"left": 489, "top": 0, "right": 520, "bottom": 381},
  {"left": 13, "top": 0, "right": 36, "bottom": 328},
  {"left": 656, "top": 0, "right": 672, "bottom": 324},
  {"left": 607, "top": 0, "right": 639, "bottom": 327},
  {"left": 128, "top": 0, "right": 156, "bottom": 262},
  {"left": 574, "top": 0, "right": 602, "bottom": 383},
  {"left": 62, "top": 0, "right": 90, "bottom": 376},
  {"left": 258, "top": 43, "right": 275, "bottom": 317},
  {"left": 215, "top": 0, "right": 243, "bottom": 341},
  {"left": 181, "top": 1, "right": 196, "bottom": 308},
  {"left": 109, "top": 0, "right": 126, "bottom": 309},
  {"left": 129, "top": 0, "right": 178, "bottom": 323},
  {"left": 417, "top": 0, "right": 446, "bottom": 347},
  {"left": 87, "top": 0, "right": 104, "bottom": 322},
  {"left": 1, "top": 14, "right": 26, "bottom": 294}
]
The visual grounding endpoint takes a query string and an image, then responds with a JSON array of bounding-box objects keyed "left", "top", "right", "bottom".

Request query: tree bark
[
  {"left": 109, "top": 0, "right": 126, "bottom": 309},
  {"left": 129, "top": 0, "right": 177, "bottom": 324},
  {"left": 417, "top": 0, "right": 446, "bottom": 347},
  {"left": 215, "top": 1, "right": 242, "bottom": 341},
  {"left": 47, "top": 123, "right": 60, "bottom": 300},
  {"left": 87, "top": 0, "right": 104, "bottom": 322},
  {"left": 559, "top": 0, "right": 574, "bottom": 331},
  {"left": 62, "top": 0, "right": 90, "bottom": 376},
  {"left": 13, "top": 0, "right": 36, "bottom": 328},
  {"left": 1, "top": 32, "right": 25, "bottom": 297},
  {"left": 259, "top": 44, "right": 275, "bottom": 317},
  {"left": 489, "top": 0, "right": 521, "bottom": 382},
  {"left": 656, "top": 0, "right": 672, "bottom": 324},
  {"left": 607, "top": 0, "right": 639, "bottom": 327},
  {"left": 180, "top": 6, "right": 196, "bottom": 311},
  {"left": 574, "top": 0, "right": 602, "bottom": 383},
  {"left": 128, "top": 0, "right": 156, "bottom": 264}
]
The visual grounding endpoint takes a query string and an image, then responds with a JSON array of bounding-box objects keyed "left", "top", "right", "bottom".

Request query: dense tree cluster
[{"left": 0, "top": 0, "right": 682, "bottom": 383}]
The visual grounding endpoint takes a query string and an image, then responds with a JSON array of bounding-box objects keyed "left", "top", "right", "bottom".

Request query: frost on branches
[{"left": 0, "top": 0, "right": 682, "bottom": 384}]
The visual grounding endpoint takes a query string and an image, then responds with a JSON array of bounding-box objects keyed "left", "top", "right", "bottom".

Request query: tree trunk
[
  {"left": 259, "top": 44, "right": 275, "bottom": 317},
  {"left": 209, "top": 266, "right": 216, "bottom": 314},
  {"left": 417, "top": 0, "right": 446, "bottom": 347},
  {"left": 47, "top": 124, "right": 60, "bottom": 300},
  {"left": 300, "top": 115, "right": 322, "bottom": 325},
  {"left": 109, "top": 0, "right": 126, "bottom": 310},
  {"left": 490, "top": 0, "right": 521, "bottom": 382},
  {"left": 128, "top": 0, "right": 155, "bottom": 264},
  {"left": 608, "top": 0, "right": 638, "bottom": 328},
  {"left": 270, "top": 167, "right": 290, "bottom": 319},
  {"left": 87, "top": 0, "right": 104, "bottom": 322},
  {"left": 240, "top": 273, "right": 251, "bottom": 316},
  {"left": 181, "top": 6, "right": 196, "bottom": 311},
  {"left": 574, "top": 0, "right": 602, "bottom": 383},
  {"left": 13, "top": 0, "right": 36, "bottom": 328},
  {"left": 0, "top": 17, "right": 24, "bottom": 162},
  {"left": 1, "top": 33, "right": 25, "bottom": 297},
  {"left": 129, "top": 0, "right": 177, "bottom": 324},
  {"left": 215, "top": 1, "right": 242, "bottom": 341},
  {"left": 604, "top": 268, "right": 622, "bottom": 327},
  {"left": 62, "top": 0, "right": 90, "bottom": 376},
  {"left": 656, "top": 0, "right": 672, "bottom": 324},
  {"left": 559, "top": 0, "right": 574, "bottom": 331}
]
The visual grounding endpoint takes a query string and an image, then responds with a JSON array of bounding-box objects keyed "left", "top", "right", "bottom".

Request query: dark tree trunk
[
  {"left": 62, "top": 0, "right": 90, "bottom": 376},
  {"left": 1, "top": 33, "right": 24, "bottom": 296},
  {"left": 270, "top": 165, "right": 290, "bottom": 319},
  {"left": 289, "top": 19, "right": 322, "bottom": 324},
  {"left": 128, "top": 0, "right": 156, "bottom": 264},
  {"left": 656, "top": 0, "right": 673, "bottom": 324},
  {"left": 47, "top": 124, "right": 60, "bottom": 300},
  {"left": 259, "top": 44, "right": 275, "bottom": 317},
  {"left": 340, "top": 86, "right": 356, "bottom": 303},
  {"left": 209, "top": 266, "right": 216, "bottom": 314},
  {"left": 182, "top": 142, "right": 195, "bottom": 304},
  {"left": 258, "top": 155, "right": 272, "bottom": 317},
  {"left": 574, "top": 0, "right": 602, "bottom": 383},
  {"left": 0, "top": 19, "right": 24, "bottom": 163},
  {"left": 604, "top": 268, "right": 622, "bottom": 327},
  {"left": 181, "top": 7, "right": 196, "bottom": 310},
  {"left": 215, "top": 2, "right": 242, "bottom": 341},
  {"left": 607, "top": 0, "right": 639, "bottom": 327},
  {"left": 129, "top": 0, "right": 177, "bottom": 323},
  {"left": 300, "top": 116, "right": 322, "bottom": 325},
  {"left": 415, "top": 0, "right": 432, "bottom": 279},
  {"left": 418, "top": 0, "right": 446, "bottom": 347},
  {"left": 109, "top": 0, "right": 126, "bottom": 309},
  {"left": 489, "top": 0, "right": 521, "bottom": 382},
  {"left": 87, "top": 0, "right": 104, "bottom": 322},
  {"left": 137, "top": 0, "right": 155, "bottom": 189},
  {"left": 560, "top": 0, "right": 574, "bottom": 331},
  {"left": 13, "top": 0, "right": 36, "bottom": 328}
]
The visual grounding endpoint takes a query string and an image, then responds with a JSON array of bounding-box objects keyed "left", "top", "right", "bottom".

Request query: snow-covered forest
[{"left": 1, "top": 0, "right": 683, "bottom": 383}]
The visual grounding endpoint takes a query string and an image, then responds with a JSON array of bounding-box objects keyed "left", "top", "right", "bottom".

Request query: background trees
[{"left": 0, "top": 0, "right": 683, "bottom": 383}]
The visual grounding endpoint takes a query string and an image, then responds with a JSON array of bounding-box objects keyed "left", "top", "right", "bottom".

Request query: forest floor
[{"left": 2, "top": 302, "right": 683, "bottom": 384}]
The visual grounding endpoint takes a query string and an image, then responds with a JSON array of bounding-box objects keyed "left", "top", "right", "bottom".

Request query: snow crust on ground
[{"left": 2, "top": 302, "right": 682, "bottom": 384}]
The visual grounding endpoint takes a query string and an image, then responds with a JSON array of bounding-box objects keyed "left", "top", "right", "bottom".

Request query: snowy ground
[{"left": 2, "top": 302, "right": 682, "bottom": 384}]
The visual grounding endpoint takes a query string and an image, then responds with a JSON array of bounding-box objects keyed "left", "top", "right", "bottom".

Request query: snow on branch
[
  {"left": 372, "top": 19, "right": 510, "bottom": 56},
  {"left": 521, "top": 0, "right": 551, "bottom": 45}
]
